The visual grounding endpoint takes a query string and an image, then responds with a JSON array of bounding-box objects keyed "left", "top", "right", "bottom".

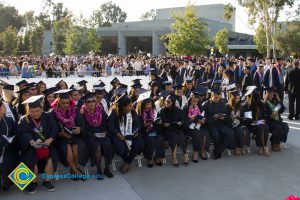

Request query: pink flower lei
[
  {"left": 82, "top": 104, "right": 103, "bottom": 127},
  {"left": 142, "top": 108, "right": 155, "bottom": 124},
  {"left": 54, "top": 102, "right": 76, "bottom": 129}
]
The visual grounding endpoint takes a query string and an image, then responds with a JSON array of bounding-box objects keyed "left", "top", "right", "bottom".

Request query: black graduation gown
[
  {"left": 241, "top": 74, "right": 253, "bottom": 96},
  {"left": 18, "top": 113, "right": 58, "bottom": 172},
  {"left": 263, "top": 100, "right": 288, "bottom": 144},
  {"left": 240, "top": 101, "right": 269, "bottom": 147},
  {"left": 108, "top": 110, "right": 143, "bottom": 164},
  {"left": 0, "top": 117, "right": 19, "bottom": 187},
  {"left": 83, "top": 110, "right": 113, "bottom": 167},
  {"left": 182, "top": 104, "right": 209, "bottom": 152},
  {"left": 157, "top": 106, "right": 187, "bottom": 154},
  {"left": 139, "top": 112, "right": 165, "bottom": 160},
  {"left": 50, "top": 109, "right": 89, "bottom": 167}
]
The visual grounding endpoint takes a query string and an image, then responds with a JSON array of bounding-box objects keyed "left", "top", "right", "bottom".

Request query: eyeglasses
[{"left": 86, "top": 100, "right": 96, "bottom": 103}]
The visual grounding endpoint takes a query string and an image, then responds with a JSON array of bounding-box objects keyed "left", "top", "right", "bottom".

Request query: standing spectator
[
  {"left": 21, "top": 62, "right": 31, "bottom": 78},
  {"left": 9, "top": 62, "right": 18, "bottom": 78},
  {"left": 285, "top": 59, "right": 300, "bottom": 120}
]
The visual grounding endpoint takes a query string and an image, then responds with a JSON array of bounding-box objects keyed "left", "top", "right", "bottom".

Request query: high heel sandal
[
  {"left": 154, "top": 159, "right": 163, "bottom": 166},
  {"left": 172, "top": 157, "right": 179, "bottom": 167},
  {"left": 200, "top": 152, "right": 207, "bottom": 160},
  {"left": 183, "top": 154, "right": 189, "bottom": 165}
]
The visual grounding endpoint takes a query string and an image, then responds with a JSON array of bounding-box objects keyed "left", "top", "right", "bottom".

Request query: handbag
[{"left": 36, "top": 147, "right": 50, "bottom": 160}]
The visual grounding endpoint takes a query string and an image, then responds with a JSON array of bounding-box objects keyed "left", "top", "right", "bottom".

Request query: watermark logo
[{"left": 8, "top": 162, "right": 36, "bottom": 191}]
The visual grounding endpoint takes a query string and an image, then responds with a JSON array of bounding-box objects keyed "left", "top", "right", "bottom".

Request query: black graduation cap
[
  {"left": 199, "top": 80, "right": 212, "bottom": 88},
  {"left": 229, "top": 89, "right": 240, "bottom": 97},
  {"left": 211, "top": 79, "right": 222, "bottom": 89},
  {"left": 137, "top": 91, "right": 152, "bottom": 102},
  {"left": 185, "top": 77, "right": 193, "bottom": 83},
  {"left": 54, "top": 89, "right": 73, "bottom": 99},
  {"left": 16, "top": 80, "right": 28, "bottom": 86},
  {"left": 2, "top": 84, "right": 14, "bottom": 91},
  {"left": 228, "top": 61, "right": 236, "bottom": 67},
  {"left": 83, "top": 92, "right": 96, "bottom": 101},
  {"left": 173, "top": 85, "right": 183, "bottom": 90},
  {"left": 96, "top": 81, "right": 106, "bottom": 87},
  {"left": 113, "top": 84, "right": 128, "bottom": 96},
  {"left": 159, "top": 91, "right": 170, "bottom": 99},
  {"left": 22, "top": 95, "right": 44, "bottom": 108},
  {"left": 264, "top": 87, "right": 275, "bottom": 92},
  {"left": 131, "top": 82, "right": 143, "bottom": 88},
  {"left": 150, "top": 68, "right": 158, "bottom": 76},
  {"left": 163, "top": 81, "right": 172, "bottom": 86},
  {"left": 247, "top": 58, "right": 255, "bottom": 62},
  {"left": 16, "top": 86, "right": 30, "bottom": 94},
  {"left": 77, "top": 80, "right": 88, "bottom": 86},
  {"left": 193, "top": 86, "right": 206, "bottom": 96},
  {"left": 211, "top": 88, "right": 222, "bottom": 95},
  {"left": 113, "top": 93, "right": 132, "bottom": 106},
  {"left": 93, "top": 83, "right": 106, "bottom": 92},
  {"left": 42, "top": 87, "right": 57, "bottom": 97},
  {"left": 110, "top": 77, "right": 119, "bottom": 85},
  {"left": 26, "top": 82, "right": 37, "bottom": 88},
  {"left": 69, "top": 84, "right": 83, "bottom": 91}
]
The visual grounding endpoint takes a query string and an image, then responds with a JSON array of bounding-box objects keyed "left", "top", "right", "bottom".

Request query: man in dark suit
[
  {"left": 241, "top": 65, "right": 253, "bottom": 96},
  {"left": 270, "top": 58, "right": 285, "bottom": 101},
  {"left": 253, "top": 64, "right": 264, "bottom": 98},
  {"left": 285, "top": 59, "right": 300, "bottom": 120}
]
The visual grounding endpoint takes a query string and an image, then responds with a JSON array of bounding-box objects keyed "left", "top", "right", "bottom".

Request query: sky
[{"left": 2, "top": 0, "right": 296, "bottom": 34}]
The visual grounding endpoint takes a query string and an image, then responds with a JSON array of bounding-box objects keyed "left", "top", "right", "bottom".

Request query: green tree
[
  {"left": 224, "top": 1, "right": 299, "bottom": 58},
  {"left": 87, "top": 28, "right": 102, "bottom": 53},
  {"left": 254, "top": 23, "right": 268, "bottom": 54},
  {"left": 36, "top": 13, "right": 52, "bottom": 30},
  {"left": 17, "top": 36, "right": 24, "bottom": 54},
  {"left": 140, "top": 9, "right": 156, "bottom": 21},
  {"left": 53, "top": 16, "right": 72, "bottom": 55},
  {"left": 91, "top": 1, "right": 127, "bottom": 27},
  {"left": 23, "top": 32, "right": 31, "bottom": 51},
  {"left": 2, "top": 26, "right": 18, "bottom": 55},
  {"left": 163, "top": 4, "right": 209, "bottom": 56},
  {"left": 215, "top": 28, "right": 229, "bottom": 55},
  {"left": 64, "top": 26, "right": 102, "bottom": 54},
  {"left": 23, "top": 11, "right": 37, "bottom": 31},
  {"left": 276, "top": 21, "right": 300, "bottom": 57},
  {"left": 30, "top": 27, "right": 44, "bottom": 55},
  {"left": 0, "top": 3, "right": 24, "bottom": 32}
]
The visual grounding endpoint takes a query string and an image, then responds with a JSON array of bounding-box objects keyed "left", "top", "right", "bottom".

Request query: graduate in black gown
[
  {"left": 183, "top": 77, "right": 194, "bottom": 99},
  {"left": 42, "top": 87, "right": 57, "bottom": 112},
  {"left": 0, "top": 100, "right": 19, "bottom": 191},
  {"left": 157, "top": 94, "right": 189, "bottom": 166},
  {"left": 18, "top": 96, "right": 58, "bottom": 194},
  {"left": 136, "top": 92, "right": 165, "bottom": 167},
  {"left": 81, "top": 92, "right": 113, "bottom": 180},
  {"left": 203, "top": 89, "right": 236, "bottom": 159},
  {"left": 226, "top": 90, "right": 251, "bottom": 155},
  {"left": 93, "top": 83, "right": 110, "bottom": 115},
  {"left": 107, "top": 77, "right": 120, "bottom": 101},
  {"left": 12, "top": 87, "right": 31, "bottom": 122},
  {"left": 241, "top": 87, "right": 270, "bottom": 156},
  {"left": 183, "top": 92, "right": 209, "bottom": 162},
  {"left": 263, "top": 88, "right": 289, "bottom": 152},
  {"left": 50, "top": 90, "right": 88, "bottom": 180},
  {"left": 108, "top": 94, "right": 143, "bottom": 174}
]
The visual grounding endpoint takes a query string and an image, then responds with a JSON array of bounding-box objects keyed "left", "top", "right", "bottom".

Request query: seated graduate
[
  {"left": 241, "top": 86, "right": 270, "bottom": 156},
  {"left": 203, "top": 88, "right": 236, "bottom": 160},
  {"left": 129, "top": 79, "right": 143, "bottom": 103},
  {"left": 226, "top": 90, "right": 251, "bottom": 155},
  {"left": 107, "top": 77, "right": 120, "bottom": 101},
  {"left": 69, "top": 85, "right": 84, "bottom": 111},
  {"left": 149, "top": 81, "right": 160, "bottom": 102},
  {"left": 1, "top": 84, "right": 16, "bottom": 121},
  {"left": 174, "top": 85, "right": 188, "bottom": 110},
  {"left": 263, "top": 87, "right": 289, "bottom": 152},
  {"left": 155, "top": 91, "right": 170, "bottom": 112},
  {"left": 92, "top": 82, "right": 110, "bottom": 115},
  {"left": 18, "top": 95, "right": 58, "bottom": 194},
  {"left": 136, "top": 91, "right": 165, "bottom": 168},
  {"left": 108, "top": 93, "right": 143, "bottom": 174},
  {"left": 182, "top": 90, "right": 209, "bottom": 162},
  {"left": 81, "top": 92, "right": 113, "bottom": 180},
  {"left": 50, "top": 89, "right": 88, "bottom": 180},
  {"left": 183, "top": 77, "right": 194, "bottom": 99},
  {"left": 157, "top": 94, "right": 189, "bottom": 166},
  {"left": 12, "top": 86, "right": 31, "bottom": 122},
  {"left": 42, "top": 87, "right": 57, "bottom": 112},
  {"left": 0, "top": 100, "right": 19, "bottom": 191}
]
